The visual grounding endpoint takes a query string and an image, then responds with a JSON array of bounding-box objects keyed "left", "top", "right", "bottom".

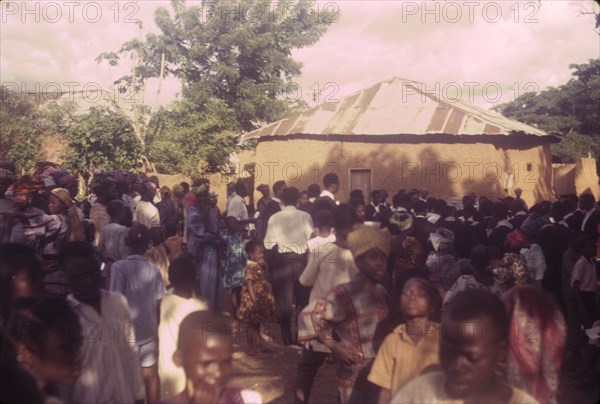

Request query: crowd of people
[{"left": 0, "top": 165, "right": 599, "bottom": 404}]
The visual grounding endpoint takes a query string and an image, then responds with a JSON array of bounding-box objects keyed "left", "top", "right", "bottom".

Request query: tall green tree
[
  {"left": 62, "top": 106, "right": 142, "bottom": 187},
  {"left": 494, "top": 58, "right": 600, "bottom": 163},
  {"left": 0, "top": 86, "right": 44, "bottom": 174},
  {"left": 147, "top": 97, "right": 240, "bottom": 176},
  {"left": 98, "top": 0, "right": 338, "bottom": 175}
]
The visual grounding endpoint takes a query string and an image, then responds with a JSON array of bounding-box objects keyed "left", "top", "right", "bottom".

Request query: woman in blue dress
[{"left": 186, "top": 184, "right": 221, "bottom": 310}]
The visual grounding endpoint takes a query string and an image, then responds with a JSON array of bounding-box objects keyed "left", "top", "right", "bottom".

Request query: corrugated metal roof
[{"left": 242, "top": 77, "right": 551, "bottom": 140}]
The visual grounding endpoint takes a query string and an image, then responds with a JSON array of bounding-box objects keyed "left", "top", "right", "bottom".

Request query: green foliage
[
  {"left": 147, "top": 98, "right": 240, "bottom": 176},
  {"left": 154, "top": 0, "right": 337, "bottom": 131},
  {"left": 0, "top": 86, "right": 44, "bottom": 174},
  {"left": 551, "top": 131, "right": 600, "bottom": 164},
  {"left": 493, "top": 58, "right": 600, "bottom": 163},
  {"left": 6, "top": 139, "right": 40, "bottom": 174},
  {"left": 39, "top": 99, "right": 79, "bottom": 136},
  {"left": 99, "top": 0, "right": 336, "bottom": 175},
  {"left": 62, "top": 106, "right": 142, "bottom": 183}
]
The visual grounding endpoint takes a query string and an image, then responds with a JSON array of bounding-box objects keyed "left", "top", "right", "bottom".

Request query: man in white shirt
[
  {"left": 295, "top": 207, "right": 358, "bottom": 403},
  {"left": 264, "top": 187, "right": 314, "bottom": 345},
  {"left": 134, "top": 182, "right": 161, "bottom": 229},
  {"left": 366, "top": 190, "right": 383, "bottom": 222},
  {"left": 571, "top": 237, "right": 598, "bottom": 328},
  {"left": 319, "top": 173, "right": 339, "bottom": 204},
  {"left": 313, "top": 173, "right": 339, "bottom": 219},
  {"left": 58, "top": 242, "right": 146, "bottom": 404},
  {"left": 226, "top": 181, "right": 249, "bottom": 221}
]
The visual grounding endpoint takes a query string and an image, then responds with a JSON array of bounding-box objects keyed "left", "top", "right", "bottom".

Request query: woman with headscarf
[
  {"left": 505, "top": 229, "right": 547, "bottom": 287},
  {"left": 48, "top": 188, "right": 86, "bottom": 242},
  {"left": 10, "top": 180, "right": 70, "bottom": 296},
  {"left": 503, "top": 285, "right": 566, "bottom": 404},
  {"left": 491, "top": 246, "right": 529, "bottom": 294},
  {"left": 185, "top": 182, "right": 221, "bottom": 310},
  {"left": 425, "top": 227, "right": 461, "bottom": 297}
]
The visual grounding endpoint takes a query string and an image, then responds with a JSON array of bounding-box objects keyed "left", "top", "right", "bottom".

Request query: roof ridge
[{"left": 242, "top": 76, "right": 549, "bottom": 140}]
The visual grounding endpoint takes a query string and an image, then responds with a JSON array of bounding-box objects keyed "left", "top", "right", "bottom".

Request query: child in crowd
[
  {"left": 368, "top": 277, "right": 442, "bottom": 403},
  {"left": 393, "top": 289, "right": 537, "bottom": 404},
  {"left": 237, "top": 241, "right": 275, "bottom": 354},
  {"left": 147, "top": 226, "right": 170, "bottom": 286},
  {"left": 167, "top": 310, "right": 262, "bottom": 404},
  {"left": 158, "top": 255, "right": 208, "bottom": 400},
  {"left": 305, "top": 209, "right": 336, "bottom": 252},
  {"left": 110, "top": 224, "right": 167, "bottom": 404},
  {"left": 302, "top": 224, "right": 391, "bottom": 403},
  {"left": 4, "top": 297, "right": 84, "bottom": 403},
  {"left": 98, "top": 200, "right": 130, "bottom": 286},
  {"left": 222, "top": 216, "right": 247, "bottom": 315},
  {"left": 163, "top": 222, "right": 184, "bottom": 261}
]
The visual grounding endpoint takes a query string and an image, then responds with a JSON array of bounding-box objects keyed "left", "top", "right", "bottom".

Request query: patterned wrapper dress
[{"left": 237, "top": 261, "right": 275, "bottom": 324}]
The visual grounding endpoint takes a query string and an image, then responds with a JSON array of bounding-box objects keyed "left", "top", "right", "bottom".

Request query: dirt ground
[
  {"left": 227, "top": 320, "right": 600, "bottom": 404},
  {"left": 230, "top": 344, "right": 337, "bottom": 403},
  {"left": 228, "top": 321, "right": 338, "bottom": 403}
]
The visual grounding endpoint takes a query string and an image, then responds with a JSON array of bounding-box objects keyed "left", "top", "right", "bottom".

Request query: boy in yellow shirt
[{"left": 368, "top": 277, "right": 441, "bottom": 403}]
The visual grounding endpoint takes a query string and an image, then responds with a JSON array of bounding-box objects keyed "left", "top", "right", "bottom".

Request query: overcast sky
[{"left": 1, "top": 0, "right": 599, "bottom": 110}]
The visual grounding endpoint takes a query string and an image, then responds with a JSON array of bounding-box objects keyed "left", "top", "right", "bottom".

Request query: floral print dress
[
  {"left": 237, "top": 260, "right": 275, "bottom": 324},
  {"left": 492, "top": 252, "right": 529, "bottom": 293}
]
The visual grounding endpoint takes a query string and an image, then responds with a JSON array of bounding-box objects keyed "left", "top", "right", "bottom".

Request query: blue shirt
[{"left": 110, "top": 255, "right": 166, "bottom": 345}]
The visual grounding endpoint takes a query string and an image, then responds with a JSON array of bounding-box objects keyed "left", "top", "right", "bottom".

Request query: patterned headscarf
[
  {"left": 347, "top": 224, "right": 391, "bottom": 259},
  {"left": 503, "top": 286, "right": 566, "bottom": 404},
  {"left": 50, "top": 188, "right": 73, "bottom": 208},
  {"left": 506, "top": 229, "right": 531, "bottom": 250}
]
